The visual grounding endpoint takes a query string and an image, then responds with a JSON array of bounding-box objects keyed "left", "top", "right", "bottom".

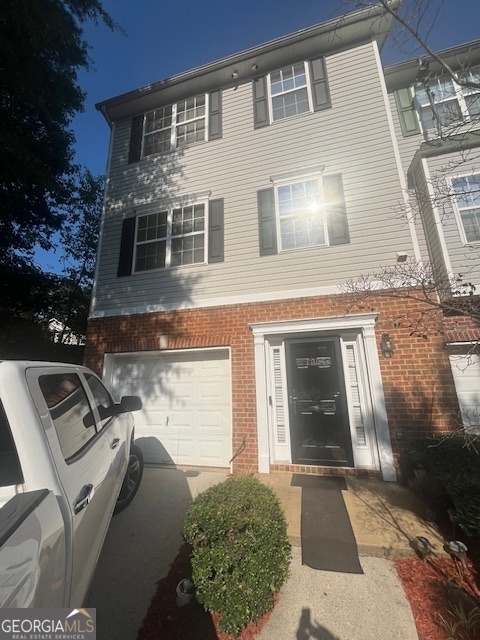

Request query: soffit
[{"left": 97, "top": 5, "right": 397, "bottom": 122}]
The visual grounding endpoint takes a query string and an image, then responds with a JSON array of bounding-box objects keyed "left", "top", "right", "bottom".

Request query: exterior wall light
[{"left": 381, "top": 332, "right": 394, "bottom": 358}]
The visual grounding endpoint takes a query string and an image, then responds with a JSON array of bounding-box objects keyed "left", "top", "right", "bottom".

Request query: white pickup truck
[{"left": 0, "top": 361, "right": 143, "bottom": 608}]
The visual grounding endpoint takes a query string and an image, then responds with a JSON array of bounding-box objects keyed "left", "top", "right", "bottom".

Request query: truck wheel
[{"left": 114, "top": 444, "right": 144, "bottom": 514}]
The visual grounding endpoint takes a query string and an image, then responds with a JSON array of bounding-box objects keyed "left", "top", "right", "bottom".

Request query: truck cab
[{"left": 0, "top": 361, "right": 142, "bottom": 608}]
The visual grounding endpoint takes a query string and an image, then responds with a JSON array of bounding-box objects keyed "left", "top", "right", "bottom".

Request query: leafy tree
[
  {"left": 0, "top": 0, "right": 116, "bottom": 261},
  {"left": 55, "top": 169, "right": 104, "bottom": 343}
]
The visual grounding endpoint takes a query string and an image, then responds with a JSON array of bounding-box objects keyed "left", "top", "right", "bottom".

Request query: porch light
[{"left": 381, "top": 333, "right": 394, "bottom": 358}]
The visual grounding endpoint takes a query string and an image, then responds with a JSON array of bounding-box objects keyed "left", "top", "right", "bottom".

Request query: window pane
[
  {"left": 176, "top": 120, "right": 205, "bottom": 147},
  {"left": 176, "top": 95, "right": 205, "bottom": 123},
  {"left": 172, "top": 205, "right": 205, "bottom": 236},
  {"left": 277, "top": 179, "right": 324, "bottom": 250},
  {"left": 466, "top": 94, "right": 480, "bottom": 117},
  {"left": 461, "top": 211, "right": 480, "bottom": 242},
  {"left": 436, "top": 101, "right": 462, "bottom": 125},
  {"left": 135, "top": 240, "right": 166, "bottom": 271},
  {"left": 171, "top": 234, "right": 204, "bottom": 266},
  {"left": 85, "top": 374, "right": 115, "bottom": 431},
  {"left": 452, "top": 175, "right": 480, "bottom": 243},
  {"left": 39, "top": 374, "right": 96, "bottom": 460},
  {"left": 144, "top": 106, "right": 172, "bottom": 133},
  {"left": 137, "top": 212, "right": 167, "bottom": 242},
  {"left": 144, "top": 129, "right": 171, "bottom": 156},
  {"left": 272, "top": 88, "right": 309, "bottom": 121},
  {"left": 271, "top": 64, "right": 307, "bottom": 97}
]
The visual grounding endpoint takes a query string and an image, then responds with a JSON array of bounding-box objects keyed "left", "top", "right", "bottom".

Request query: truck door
[{"left": 28, "top": 368, "right": 117, "bottom": 606}]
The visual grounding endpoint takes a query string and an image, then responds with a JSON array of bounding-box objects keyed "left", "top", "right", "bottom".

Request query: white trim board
[{"left": 249, "top": 313, "right": 396, "bottom": 481}]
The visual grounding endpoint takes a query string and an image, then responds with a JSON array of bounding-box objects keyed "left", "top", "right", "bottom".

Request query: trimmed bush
[
  {"left": 401, "top": 438, "right": 480, "bottom": 536},
  {"left": 183, "top": 476, "right": 290, "bottom": 636}
]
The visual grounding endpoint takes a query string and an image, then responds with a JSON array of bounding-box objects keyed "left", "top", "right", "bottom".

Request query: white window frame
[
  {"left": 448, "top": 172, "right": 480, "bottom": 246},
  {"left": 271, "top": 167, "right": 328, "bottom": 252},
  {"left": 133, "top": 197, "right": 210, "bottom": 273},
  {"left": 266, "top": 62, "right": 313, "bottom": 124},
  {"left": 141, "top": 93, "right": 209, "bottom": 157},
  {"left": 415, "top": 66, "right": 480, "bottom": 135}
]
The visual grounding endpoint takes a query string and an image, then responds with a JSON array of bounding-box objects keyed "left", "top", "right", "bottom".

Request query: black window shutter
[
  {"left": 209, "top": 91, "right": 223, "bottom": 140},
  {"left": 394, "top": 88, "right": 421, "bottom": 136},
  {"left": 208, "top": 199, "right": 224, "bottom": 263},
  {"left": 257, "top": 188, "right": 277, "bottom": 255},
  {"left": 128, "top": 115, "right": 144, "bottom": 164},
  {"left": 324, "top": 174, "right": 350, "bottom": 246},
  {"left": 253, "top": 77, "right": 269, "bottom": 129},
  {"left": 309, "top": 58, "right": 331, "bottom": 111},
  {"left": 117, "top": 217, "right": 136, "bottom": 276}
]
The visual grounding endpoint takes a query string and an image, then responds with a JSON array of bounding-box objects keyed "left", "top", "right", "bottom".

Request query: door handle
[
  {"left": 74, "top": 484, "right": 95, "bottom": 514},
  {"left": 111, "top": 437, "right": 120, "bottom": 449}
]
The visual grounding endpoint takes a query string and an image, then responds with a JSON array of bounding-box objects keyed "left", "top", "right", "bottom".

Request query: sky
[{"left": 36, "top": 0, "right": 480, "bottom": 271}]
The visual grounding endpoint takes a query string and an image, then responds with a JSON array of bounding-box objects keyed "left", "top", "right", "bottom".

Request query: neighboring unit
[{"left": 86, "top": 3, "right": 480, "bottom": 481}]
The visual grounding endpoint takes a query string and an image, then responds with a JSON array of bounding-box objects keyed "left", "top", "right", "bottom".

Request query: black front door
[{"left": 286, "top": 338, "right": 354, "bottom": 466}]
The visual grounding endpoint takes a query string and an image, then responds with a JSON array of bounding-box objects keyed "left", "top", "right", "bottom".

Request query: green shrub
[
  {"left": 402, "top": 437, "right": 480, "bottom": 536},
  {"left": 183, "top": 476, "right": 291, "bottom": 636}
]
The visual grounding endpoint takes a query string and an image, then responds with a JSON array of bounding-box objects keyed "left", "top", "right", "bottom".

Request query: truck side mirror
[{"left": 119, "top": 396, "right": 143, "bottom": 412}]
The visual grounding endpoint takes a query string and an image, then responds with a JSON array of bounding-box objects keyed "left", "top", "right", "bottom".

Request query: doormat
[{"left": 291, "top": 474, "right": 363, "bottom": 574}]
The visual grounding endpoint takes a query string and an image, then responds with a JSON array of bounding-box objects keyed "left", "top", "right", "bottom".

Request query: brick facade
[{"left": 85, "top": 293, "right": 462, "bottom": 477}]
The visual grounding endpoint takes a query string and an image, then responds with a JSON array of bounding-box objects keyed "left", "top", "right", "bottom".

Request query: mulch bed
[
  {"left": 136, "top": 544, "right": 276, "bottom": 640},
  {"left": 395, "top": 537, "right": 480, "bottom": 640}
]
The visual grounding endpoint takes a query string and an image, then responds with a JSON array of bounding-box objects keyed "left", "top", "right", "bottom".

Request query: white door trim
[{"left": 250, "top": 314, "right": 396, "bottom": 481}]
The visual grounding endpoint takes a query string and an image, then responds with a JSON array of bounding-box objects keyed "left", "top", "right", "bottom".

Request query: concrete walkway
[
  {"left": 257, "top": 548, "right": 419, "bottom": 640},
  {"left": 258, "top": 472, "right": 447, "bottom": 559},
  {"left": 254, "top": 473, "right": 446, "bottom": 640},
  {"left": 88, "top": 468, "right": 447, "bottom": 639}
]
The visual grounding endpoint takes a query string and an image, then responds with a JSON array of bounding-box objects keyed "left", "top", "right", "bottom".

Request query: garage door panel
[
  {"left": 106, "top": 350, "right": 231, "bottom": 467},
  {"left": 199, "top": 412, "right": 224, "bottom": 430}
]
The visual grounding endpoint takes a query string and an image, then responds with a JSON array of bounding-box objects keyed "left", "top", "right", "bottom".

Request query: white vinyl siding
[
  {"left": 424, "top": 154, "right": 480, "bottom": 291},
  {"left": 409, "top": 158, "right": 450, "bottom": 286},
  {"left": 93, "top": 42, "right": 418, "bottom": 316}
]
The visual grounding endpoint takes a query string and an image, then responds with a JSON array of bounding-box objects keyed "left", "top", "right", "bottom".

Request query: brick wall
[{"left": 86, "top": 293, "right": 461, "bottom": 475}]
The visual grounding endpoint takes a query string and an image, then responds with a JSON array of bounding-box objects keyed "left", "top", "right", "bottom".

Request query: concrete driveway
[{"left": 85, "top": 466, "right": 227, "bottom": 640}]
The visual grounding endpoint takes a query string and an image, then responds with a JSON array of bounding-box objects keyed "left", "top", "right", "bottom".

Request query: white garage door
[
  {"left": 449, "top": 347, "right": 480, "bottom": 430},
  {"left": 104, "top": 349, "right": 232, "bottom": 467}
]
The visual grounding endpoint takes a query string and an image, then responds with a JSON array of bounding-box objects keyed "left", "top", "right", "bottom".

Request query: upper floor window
[
  {"left": 276, "top": 178, "right": 325, "bottom": 250},
  {"left": 128, "top": 91, "right": 222, "bottom": 164},
  {"left": 143, "top": 95, "right": 206, "bottom": 156},
  {"left": 451, "top": 173, "right": 480, "bottom": 244},
  {"left": 257, "top": 169, "right": 349, "bottom": 256},
  {"left": 270, "top": 64, "right": 311, "bottom": 121},
  {"left": 415, "top": 67, "right": 480, "bottom": 132},
  {"left": 117, "top": 198, "right": 225, "bottom": 277},
  {"left": 135, "top": 203, "right": 206, "bottom": 272},
  {"left": 253, "top": 57, "right": 330, "bottom": 129}
]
